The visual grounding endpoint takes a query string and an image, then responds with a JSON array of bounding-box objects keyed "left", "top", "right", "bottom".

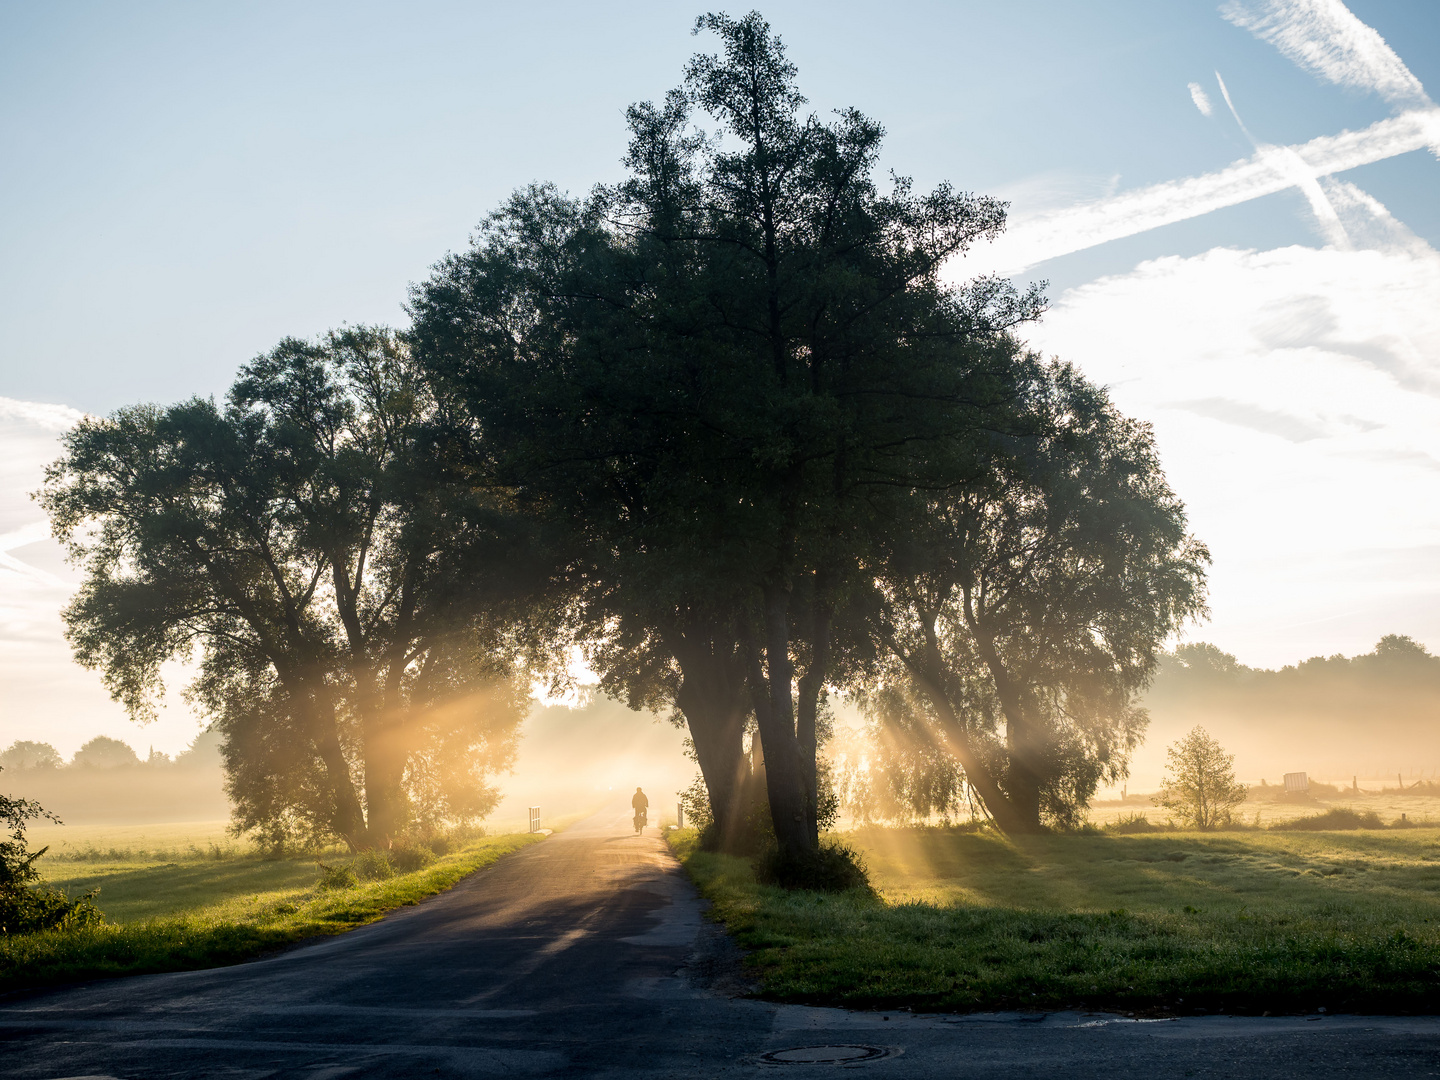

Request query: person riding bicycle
[{"left": 631, "top": 787, "right": 649, "bottom": 833}]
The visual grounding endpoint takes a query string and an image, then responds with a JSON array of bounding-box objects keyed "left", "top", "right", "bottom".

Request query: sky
[{"left": 1, "top": 0, "right": 1438, "bottom": 759}]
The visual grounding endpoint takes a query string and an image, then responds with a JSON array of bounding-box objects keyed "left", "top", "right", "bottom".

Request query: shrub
[
  {"left": 316, "top": 861, "right": 358, "bottom": 890},
  {"left": 1, "top": 772, "right": 104, "bottom": 934},
  {"left": 1274, "top": 807, "right": 1385, "bottom": 831},
  {"left": 1104, "top": 813, "right": 1167, "bottom": 835},
  {"left": 387, "top": 843, "right": 435, "bottom": 874},
  {"left": 756, "top": 839, "right": 871, "bottom": 893},
  {"left": 1, "top": 886, "right": 102, "bottom": 935},
  {"left": 352, "top": 850, "right": 395, "bottom": 881}
]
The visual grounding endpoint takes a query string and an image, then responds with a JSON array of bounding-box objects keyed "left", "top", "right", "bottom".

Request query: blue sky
[{"left": 1, "top": 0, "right": 1438, "bottom": 757}]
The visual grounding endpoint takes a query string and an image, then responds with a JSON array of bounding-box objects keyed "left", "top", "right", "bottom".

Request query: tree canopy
[
  {"left": 42, "top": 328, "right": 549, "bottom": 850},
  {"left": 409, "top": 11, "right": 1055, "bottom": 863},
  {"left": 41, "top": 10, "right": 1209, "bottom": 865}
]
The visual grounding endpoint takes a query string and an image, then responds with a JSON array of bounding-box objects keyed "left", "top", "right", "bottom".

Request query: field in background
[
  {"left": 1090, "top": 787, "right": 1440, "bottom": 828},
  {"left": 30, "top": 820, "right": 241, "bottom": 861},
  {"left": 673, "top": 825, "right": 1440, "bottom": 1014}
]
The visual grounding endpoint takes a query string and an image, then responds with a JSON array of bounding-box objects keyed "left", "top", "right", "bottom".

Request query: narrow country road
[{"left": 4, "top": 806, "right": 1440, "bottom": 1078}]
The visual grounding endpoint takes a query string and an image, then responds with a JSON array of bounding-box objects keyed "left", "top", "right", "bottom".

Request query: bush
[
  {"left": 0, "top": 772, "right": 104, "bottom": 934},
  {"left": 315, "top": 861, "right": 358, "bottom": 890},
  {"left": 1274, "top": 807, "right": 1385, "bottom": 831},
  {"left": 1, "top": 886, "right": 102, "bottom": 935},
  {"left": 1104, "top": 813, "right": 1168, "bottom": 835},
  {"left": 387, "top": 843, "right": 435, "bottom": 874},
  {"left": 351, "top": 850, "right": 395, "bottom": 881},
  {"left": 756, "top": 839, "right": 871, "bottom": 893}
]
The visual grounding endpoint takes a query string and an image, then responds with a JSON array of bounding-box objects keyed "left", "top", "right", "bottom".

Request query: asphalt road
[{"left": 5, "top": 807, "right": 1440, "bottom": 1078}]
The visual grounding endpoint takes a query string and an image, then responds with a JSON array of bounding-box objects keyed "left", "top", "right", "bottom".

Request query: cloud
[
  {"left": 0, "top": 397, "right": 85, "bottom": 432},
  {"left": 1025, "top": 192, "right": 1440, "bottom": 666},
  {"left": 1189, "top": 82, "right": 1215, "bottom": 116},
  {"left": 1221, "top": 0, "right": 1432, "bottom": 110},
  {"left": 954, "top": 2, "right": 1437, "bottom": 278},
  {"left": 1165, "top": 397, "right": 1327, "bottom": 442},
  {"left": 960, "top": 106, "right": 1440, "bottom": 276}
]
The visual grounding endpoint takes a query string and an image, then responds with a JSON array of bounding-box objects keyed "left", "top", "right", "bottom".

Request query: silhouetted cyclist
[{"left": 631, "top": 787, "right": 649, "bottom": 833}]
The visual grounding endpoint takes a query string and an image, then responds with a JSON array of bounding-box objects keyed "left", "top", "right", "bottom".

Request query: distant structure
[{"left": 1283, "top": 772, "right": 1309, "bottom": 793}]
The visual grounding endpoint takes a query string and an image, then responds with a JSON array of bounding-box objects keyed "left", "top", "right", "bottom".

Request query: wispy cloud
[
  {"left": 1027, "top": 189, "right": 1440, "bottom": 665},
  {"left": 960, "top": 107, "right": 1440, "bottom": 276},
  {"left": 1221, "top": 0, "right": 1432, "bottom": 110},
  {"left": 957, "top": 0, "right": 1437, "bottom": 277},
  {"left": 0, "top": 397, "right": 84, "bottom": 432},
  {"left": 1188, "top": 82, "right": 1215, "bottom": 116},
  {"left": 1165, "top": 397, "right": 1328, "bottom": 442}
]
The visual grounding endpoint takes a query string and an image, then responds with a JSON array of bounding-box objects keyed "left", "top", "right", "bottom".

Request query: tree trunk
[
  {"left": 886, "top": 635, "right": 1037, "bottom": 836},
  {"left": 671, "top": 632, "right": 752, "bottom": 852},
  {"left": 362, "top": 720, "right": 409, "bottom": 847},
  {"left": 750, "top": 584, "right": 815, "bottom": 859},
  {"left": 301, "top": 682, "right": 369, "bottom": 850},
  {"left": 795, "top": 592, "right": 832, "bottom": 847}
]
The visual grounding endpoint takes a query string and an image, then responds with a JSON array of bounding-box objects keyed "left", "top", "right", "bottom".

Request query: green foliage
[
  {"left": 0, "top": 776, "right": 102, "bottom": 934},
  {"left": 408, "top": 10, "right": 1043, "bottom": 861},
  {"left": 869, "top": 364, "right": 1208, "bottom": 834},
  {"left": 1155, "top": 727, "right": 1248, "bottom": 830},
  {"left": 40, "top": 328, "right": 538, "bottom": 849},
  {"left": 316, "top": 860, "right": 359, "bottom": 890},
  {"left": 679, "top": 773, "right": 714, "bottom": 836},
  {"left": 756, "top": 839, "right": 871, "bottom": 893}
]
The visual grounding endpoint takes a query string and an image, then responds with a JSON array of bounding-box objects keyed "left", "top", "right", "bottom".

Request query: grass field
[
  {"left": 4, "top": 830, "right": 544, "bottom": 990},
  {"left": 671, "top": 825, "right": 1440, "bottom": 1015},
  {"left": 1088, "top": 790, "right": 1440, "bottom": 829}
]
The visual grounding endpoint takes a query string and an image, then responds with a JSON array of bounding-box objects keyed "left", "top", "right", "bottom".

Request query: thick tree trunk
[
  {"left": 362, "top": 721, "right": 409, "bottom": 847},
  {"left": 671, "top": 632, "right": 751, "bottom": 851},
  {"left": 795, "top": 595, "right": 831, "bottom": 847},
  {"left": 885, "top": 632, "right": 1038, "bottom": 836},
  {"left": 301, "top": 683, "right": 369, "bottom": 850},
  {"left": 750, "top": 584, "right": 815, "bottom": 859}
]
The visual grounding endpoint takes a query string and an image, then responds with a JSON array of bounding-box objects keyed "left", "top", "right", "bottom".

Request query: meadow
[
  {"left": 672, "top": 823, "right": 1440, "bottom": 1015},
  {"left": 3, "top": 825, "right": 543, "bottom": 990}
]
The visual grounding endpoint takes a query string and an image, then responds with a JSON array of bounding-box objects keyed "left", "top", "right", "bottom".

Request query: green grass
[
  {"left": 670, "top": 826, "right": 1440, "bottom": 1014},
  {"left": 3, "top": 832, "right": 544, "bottom": 990}
]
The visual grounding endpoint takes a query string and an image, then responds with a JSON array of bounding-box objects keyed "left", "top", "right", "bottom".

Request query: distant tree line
[
  {"left": 0, "top": 733, "right": 219, "bottom": 772},
  {"left": 39, "top": 13, "right": 1207, "bottom": 873}
]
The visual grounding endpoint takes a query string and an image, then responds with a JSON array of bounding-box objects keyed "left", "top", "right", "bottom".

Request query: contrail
[
  {"left": 962, "top": 107, "right": 1440, "bottom": 277},
  {"left": 1221, "top": 0, "right": 1432, "bottom": 111},
  {"left": 959, "top": 0, "right": 1438, "bottom": 277}
]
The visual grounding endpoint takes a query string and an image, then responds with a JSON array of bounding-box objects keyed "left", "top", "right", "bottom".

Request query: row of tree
[
  {"left": 0, "top": 734, "right": 219, "bottom": 772},
  {"left": 41, "top": 13, "right": 1207, "bottom": 865}
]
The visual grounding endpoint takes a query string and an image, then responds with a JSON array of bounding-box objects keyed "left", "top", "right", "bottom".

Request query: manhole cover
[{"left": 760, "top": 1045, "right": 890, "bottom": 1064}]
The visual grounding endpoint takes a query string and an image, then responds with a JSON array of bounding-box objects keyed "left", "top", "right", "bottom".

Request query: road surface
[{"left": 4, "top": 806, "right": 1440, "bottom": 1078}]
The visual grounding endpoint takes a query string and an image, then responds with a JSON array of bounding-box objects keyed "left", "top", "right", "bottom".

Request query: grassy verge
[
  {"left": 2, "top": 832, "right": 544, "bottom": 991},
  {"left": 669, "top": 826, "right": 1440, "bottom": 1015}
]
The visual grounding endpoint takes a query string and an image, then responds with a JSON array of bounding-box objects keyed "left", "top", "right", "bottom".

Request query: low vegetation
[
  {"left": 671, "top": 825, "right": 1440, "bottom": 1014},
  {"left": 1, "top": 829, "right": 542, "bottom": 990}
]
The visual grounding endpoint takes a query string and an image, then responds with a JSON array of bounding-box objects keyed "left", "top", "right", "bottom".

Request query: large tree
[
  {"left": 42, "top": 328, "right": 545, "bottom": 850},
  {"left": 410, "top": 12, "right": 1038, "bottom": 862},
  {"left": 869, "top": 362, "right": 1209, "bottom": 832}
]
